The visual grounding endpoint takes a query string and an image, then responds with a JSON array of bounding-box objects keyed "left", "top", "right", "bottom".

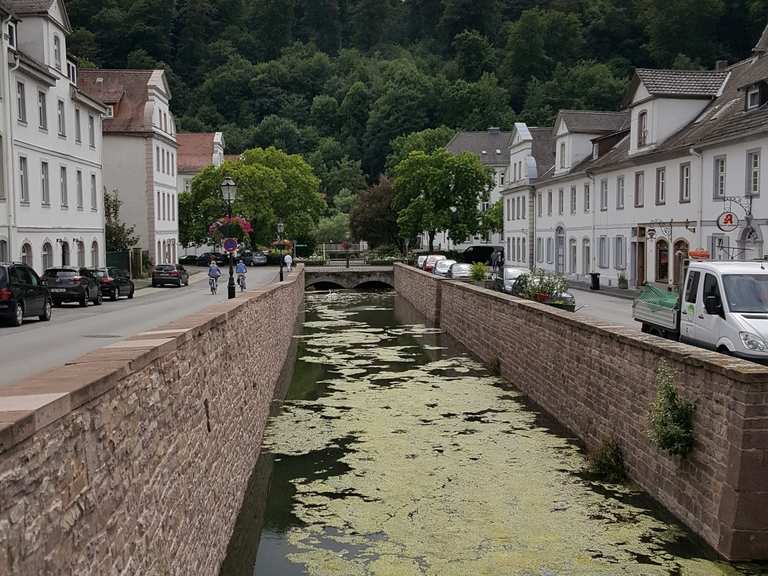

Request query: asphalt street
[
  {"left": 0, "top": 266, "right": 278, "bottom": 387},
  {"left": 571, "top": 288, "right": 637, "bottom": 330}
]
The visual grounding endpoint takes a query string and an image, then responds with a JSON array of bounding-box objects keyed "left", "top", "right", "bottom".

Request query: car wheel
[
  {"left": 12, "top": 302, "right": 24, "bottom": 326},
  {"left": 128, "top": 287, "right": 134, "bottom": 299},
  {"left": 39, "top": 299, "right": 52, "bottom": 322},
  {"left": 94, "top": 291, "right": 103, "bottom": 306}
]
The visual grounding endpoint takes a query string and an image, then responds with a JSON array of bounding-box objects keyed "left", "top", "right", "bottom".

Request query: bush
[
  {"left": 588, "top": 438, "right": 626, "bottom": 483},
  {"left": 649, "top": 361, "right": 696, "bottom": 457},
  {"left": 470, "top": 262, "right": 488, "bottom": 282}
]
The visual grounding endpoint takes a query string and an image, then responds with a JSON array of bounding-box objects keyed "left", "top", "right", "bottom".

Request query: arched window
[
  {"left": 656, "top": 239, "right": 669, "bottom": 283},
  {"left": 61, "top": 241, "right": 70, "bottom": 266},
  {"left": 673, "top": 240, "right": 689, "bottom": 286},
  {"left": 21, "top": 243, "right": 32, "bottom": 267},
  {"left": 77, "top": 241, "right": 85, "bottom": 267},
  {"left": 42, "top": 242, "right": 53, "bottom": 270},
  {"left": 569, "top": 238, "right": 577, "bottom": 273},
  {"left": 91, "top": 240, "right": 99, "bottom": 268},
  {"left": 0, "top": 239, "right": 7, "bottom": 262}
]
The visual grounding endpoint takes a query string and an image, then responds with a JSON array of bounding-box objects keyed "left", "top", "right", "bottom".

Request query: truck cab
[{"left": 679, "top": 261, "right": 768, "bottom": 361}]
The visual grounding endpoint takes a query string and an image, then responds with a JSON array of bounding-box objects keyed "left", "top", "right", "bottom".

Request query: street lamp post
[
  {"left": 221, "top": 176, "right": 238, "bottom": 299},
  {"left": 277, "top": 221, "right": 285, "bottom": 282}
]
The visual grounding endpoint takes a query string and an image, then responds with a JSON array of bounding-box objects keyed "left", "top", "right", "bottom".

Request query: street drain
[{"left": 83, "top": 335, "right": 122, "bottom": 339}]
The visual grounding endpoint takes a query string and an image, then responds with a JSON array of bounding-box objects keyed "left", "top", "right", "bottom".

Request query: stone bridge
[{"left": 305, "top": 266, "right": 394, "bottom": 290}]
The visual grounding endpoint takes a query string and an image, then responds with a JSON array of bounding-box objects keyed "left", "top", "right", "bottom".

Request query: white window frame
[
  {"left": 600, "top": 179, "right": 608, "bottom": 211},
  {"left": 747, "top": 149, "right": 761, "bottom": 197},
  {"left": 53, "top": 36, "right": 62, "bottom": 71},
  {"left": 16, "top": 82, "right": 26, "bottom": 123},
  {"left": 75, "top": 109, "right": 81, "bottom": 143},
  {"left": 41, "top": 161, "right": 50, "bottom": 205},
  {"left": 60, "top": 166, "right": 67, "bottom": 208},
  {"left": 19, "top": 156, "right": 28, "bottom": 203},
  {"left": 90, "top": 174, "right": 97, "bottom": 210},
  {"left": 38, "top": 91, "right": 47, "bottom": 130},
  {"left": 537, "top": 192, "right": 543, "bottom": 217},
  {"left": 76, "top": 170, "right": 83, "bottom": 209},
  {"left": 57, "top": 99, "right": 66, "bottom": 137},
  {"left": 598, "top": 236, "right": 609, "bottom": 269},
  {"left": 537, "top": 238, "right": 544, "bottom": 263},
  {"left": 616, "top": 176, "right": 625, "bottom": 210},
  {"left": 584, "top": 183, "right": 590, "bottom": 213},
  {"left": 546, "top": 237, "right": 553, "bottom": 264},
  {"left": 7, "top": 22, "right": 16, "bottom": 49},
  {"left": 635, "top": 171, "right": 645, "bottom": 207},
  {"left": 614, "top": 236, "right": 626, "bottom": 270},
  {"left": 655, "top": 167, "right": 666, "bottom": 205},
  {"left": 747, "top": 87, "right": 760, "bottom": 110},
  {"left": 638, "top": 110, "right": 648, "bottom": 147},
  {"left": 714, "top": 156, "right": 727, "bottom": 199},
  {"left": 679, "top": 163, "right": 691, "bottom": 203},
  {"left": 88, "top": 115, "right": 95, "bottom": 148},
  {"left": 547, "top": 190, "right": 552, "bottom": 216},
  {"left": 558, "top": 188, "right": 564, "bottom": 215}
]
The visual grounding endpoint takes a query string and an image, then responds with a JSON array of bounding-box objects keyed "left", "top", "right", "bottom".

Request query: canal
[{"left": 221, "top": 291, "right": 766, "bottom": 576}]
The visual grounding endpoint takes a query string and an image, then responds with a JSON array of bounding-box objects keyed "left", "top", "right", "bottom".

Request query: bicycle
[
  {"left": 209, "top": 276, "right": 218, "bottom": 295},
  {"left": 237, "top": 273, "right": 247, "bottom": 292}
]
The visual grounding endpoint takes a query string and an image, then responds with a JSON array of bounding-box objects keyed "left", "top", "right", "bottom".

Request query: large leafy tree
[
  {"left": 386, "top": 126, "right": 456, "bottom": 174},
  {"left": 393, "top": 149, "right": 493, "bottom": 251},
  {"left": 350, "top": 177, "right": 400, "bottom": 249}
]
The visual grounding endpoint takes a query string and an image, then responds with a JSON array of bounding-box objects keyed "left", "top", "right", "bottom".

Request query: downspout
[
  {"left": 2, "top": 17, "right": 16, "bottom": 256},
  {"left": 689, "top": 146, "right": 704, "bottom": 249},
  {"left": 585, "top": 169, "right": 597, "bottom": 278}
]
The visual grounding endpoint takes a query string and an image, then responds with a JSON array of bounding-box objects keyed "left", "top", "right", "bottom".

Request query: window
[
  {"left": 19, "top": 157, "right": 28, "bottom": 203},
  {"left": 714, "top": 156, "right": 727, "bottom": 198},
  {"left": 655, "top": 167, "right": 666, "bottom": 205},
  {"left": 16, "top": 82, "right": 26, "bottom": 122},
  {"left": 91, "top": 241, "right": 99, "bottom": 268},
  {"left": 522, "top": 237, "right": 526, "bottom": 262},
  {"left": 507, "top": 237, "right": 511, "bottom": 258},
  {"left": 156, "top": 147, "right": 161, "bottom": 171},
  {"left": 60, "top": 166, "right": 67, "bottom": 207},
  {"left": 559, "top": 142, "right": 566, "bottom": 168},
  {"left": 7, "top": 22, "right": 16, "bottom": 49},
  {"left": 747, "top": 150, "right": 761, "bottom": 196},
  {"left": 88, "top": 115, "right": 95, "bottom": 148},
  {"left": 90, "top": 174, "right": 97, "bottom": 210},
  {"left": 501, "top": 172, "right": 505, "bottom": 186},
  {"left": 584, "top": 183, "right": 590, "bottom": 213},
  {"left": 506, "top": 198, "right": 510, "bottom": 221},
  {"left": 41, "top": 161, "right": 49, "bottom": 205},
  {"left": 521, "top": 197, "right": 526, "bottom": 219},
  {"left": 547, "top": 190, "right": 552, "bottom": 216},
  {"left": 21, "top": 243, "right": 32, "bottom": 267},
  {"left": 42, "top": 242, "right": 52, "bottom": 270},
  {"left": 57, "top": 100, "right": 65, "bottom": 136},
  {"left": 684, "top": 271, "right": 701, "bottom": 304},
  {"left": 570, "top": 186, "right": 576, "bottom": 214},
  {"left": 546, "top": 237, "right": 553, "bottom": 263},
  {"left": 558, "top": 188, "right": 564, "bottom": 215},
  {"left": 600, "top": 179, "right": 608, "bottom": 211},
  {"left": 38, "top": 91, "right": 47, "bottom": 130},
  {"left": 703, "top": 273, "right": 721, "bottom": 307},
  {"left": 537, "top": 192, "right": 543, "bottom": 217},
  {"left": 77, "top": 241, "right": 85, "bottom": 267},
  {"left": 617, "top": 176, "right": 625, "bottom": 210},
  {"left": 53, "top": 36, "right": 62, "bottom": 71},
  {"left": 638, "top": 111, "right": 648, "bottom": 147},
  {"left": 598, "top": 236, "right": 609, "bottom": 269},
  {"left": 679, "top": 163, "right": 691, "bottom": 203},
  {"left": 157, "top": 191, "right": 161, "bottom": 220},
  {"left": 171, "top": 153, "right": 175, "bottom": 176},
  {"left": 537, "top": 238, "right": 544, "bottom": 263},
  {"left": 67, "top": 61, "right": 77, "bottom": 84},
  {"left": 634, "top": 171, "right": 645, "bottom": 207},
  {"left": 75, "top": 109, "right": 81, "bottom": 143},
  {"left": 614, "top": 236, "right": 626, "bottom": 269},
  {"left": 76, "top": 170, "right": 83, "bottom": 208},
  {"left": 710, "top": 234, "right": 730, "bottom": 260},
  {"left": 747, "top": 87, "right": 760, "bottom": 110},
  {"left": 105, "top": 105, "right": 114, "bottom": 119}
]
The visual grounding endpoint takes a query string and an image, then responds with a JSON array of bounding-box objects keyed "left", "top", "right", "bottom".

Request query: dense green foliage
[
  {"left": 66, "top": 0, "right": 766, "bottom": 185},
  {"left": 104, "top": 189, "right": 139, "bottom": 251},
  {"left": 649, "top": 361, "right": 696, "bottom": 457}
]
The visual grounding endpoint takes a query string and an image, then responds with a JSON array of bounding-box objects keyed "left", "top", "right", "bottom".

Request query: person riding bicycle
[
  {"left": 208, "top": 261, "right": 222, "bottom": 293},
  {"left": 235, "top": 259, "right": 247, "bottom": 291}
]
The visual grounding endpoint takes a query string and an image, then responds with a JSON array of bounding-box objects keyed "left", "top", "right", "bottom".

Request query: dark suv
[
  {"left": 43, "top": 267, "right": 103, "bottom": 307},
  {"left": 0, "top": 263, "right": 52, "bottom": 326},
  {"left": 152, "top": 264, "right": 189, "bottom": 287},
  {"left": 87, "top": 267, "right": 135, "bottom": 301}
]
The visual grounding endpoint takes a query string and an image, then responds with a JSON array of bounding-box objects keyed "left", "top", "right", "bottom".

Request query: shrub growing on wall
[
  {"left": 649, "top": 361, "right": 696, "bottom": 457},
  {"left": 470, "top": 262, "right": 489, "bottom": 282}
]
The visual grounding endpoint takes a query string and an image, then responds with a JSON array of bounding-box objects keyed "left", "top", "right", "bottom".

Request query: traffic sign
[
  {"left": 223, "top": 237, "right": 238, "bottom": 252},
  {"left": 717, "top": 211, "right": 739, "bottom": 232}
]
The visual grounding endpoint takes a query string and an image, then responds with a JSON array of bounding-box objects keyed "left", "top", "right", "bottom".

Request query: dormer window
[
  {"left": 593, "top": 143, "right": 599, "bottom": 160},
  {"left": 105, "top": 105, "right": 114, "bottom": 119},
  {"left": 638, "top": 111, "right": 648, "bottom": 147},
  {"left": 559, "top": 142, "right": 565, "bottom": 168},
  {"left": 67, "top": 61, "right": 77, "bottom": 84},
  {"left": 7, "top": 22, "right": 16, "bottom": 49},
  {"left": 747, "top": 86, "right": 760, "bottom": 110},
  {"left": 53, "top": 36, "right": 62, "bottom": 71}
]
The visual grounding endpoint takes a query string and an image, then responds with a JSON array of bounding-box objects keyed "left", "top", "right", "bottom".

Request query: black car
[
  {"left": 196, "top": 252, "right": 224, "bottom": 267},
  {"left": 43, "top": 267, "right": 102, "bottom": 307},
  {"left": 152, "top": 264, "right": 189, "bottom": 287},
  {"left": 179, "top": 255, "right": 200, "bottom": 266},
  {"left": 0, "top": 263, "right": 52, "bottom": 326},
  {"left": 461, "top": 245, "right": 504, "bottom": 264},
  {"left": 88, "top": 267, "right": 135, "bottom": 301}
]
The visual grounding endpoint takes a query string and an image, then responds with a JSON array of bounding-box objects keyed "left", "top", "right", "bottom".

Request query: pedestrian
[{"left": 284, "top": 252, "right": 293, "bottom": 273}]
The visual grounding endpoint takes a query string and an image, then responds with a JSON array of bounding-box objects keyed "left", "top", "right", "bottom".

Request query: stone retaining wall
[
  {"left": 394, "top": 263, "right": 768, "bottom": 561},
  {"left": 0, "top": 267, "right": 305, "bottom": 575},
  {"left": 392, "top": 264, "right": 442, "bottom": 324}
]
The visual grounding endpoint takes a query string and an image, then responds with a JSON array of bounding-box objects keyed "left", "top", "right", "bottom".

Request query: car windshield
[
  {"left": 452, "top": 264, "right": 471, "bottom": 273},
  {"left": 44, "top": 269, "right": 77, "bottom": 278},
  {"left": 90, "top": 269, "right": 108, "bottom": 278},
  {"left": 722, "top": 274, "right": 768, "bottom": 313},
  {"left": 155, "top": 265, "right": 175, "bottom": 272}
]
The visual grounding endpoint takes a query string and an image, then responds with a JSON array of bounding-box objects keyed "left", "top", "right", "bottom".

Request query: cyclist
[
  {"left": 235, "top": 259, "right": 247, "bottom": 292},
  {"left": 208, "top": 261, "right": 222, "bottom": 294}
]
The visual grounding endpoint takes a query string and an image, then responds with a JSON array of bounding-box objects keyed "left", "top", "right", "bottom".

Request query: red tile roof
[
  {"left": 78, "top": 70, "right": 155, "bottom": 134},
  {"left": 177, "top": 133, "right": 216, "bottom": 172}
]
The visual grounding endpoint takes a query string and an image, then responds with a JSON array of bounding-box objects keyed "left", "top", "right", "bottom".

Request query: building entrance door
[
  {"left": 634, "top": 241, "right": 646, "bottom": 286},
  {"left": 555, "top": 226, "right": 565, "bottom": 274}
]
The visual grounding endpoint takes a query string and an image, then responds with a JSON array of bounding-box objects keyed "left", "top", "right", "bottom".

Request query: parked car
[
  {"left": 494, "top": 267, "right": 530, "bottom": 294},
  {"left": 448, "top": 263, "right": 473, "bottom": 279},
  {"left": 461, "top": 245, "right": 504, "bottom": 264},
  {"left": 416, "top": 255, "right": 429, "bottom": 269},
  {"left": 87, "top": 267, "right": 135, "bottom": 301},
  {"left": 196, "top": 252, "right": 223, "bottom": 266},
  {"left": 423, "top": 255, "right": 447, "bottom": 272},
  {"left": 179, "top": 255, "right": 200, "bottom": 266},
  {"left": 433, "top": 259, "right": 457, "bottom": 277},
  {"left": 152, "top": 264, "right": 190, "bottom": 287},
  {"left": 240, "top": 250, "right": 268, "bottom": 266},
  {"left": 43, "top": 267, "right": 102, "bottom": 307},
  {"left": 0, "top": 262, "right": 52, "bottom": 326}
]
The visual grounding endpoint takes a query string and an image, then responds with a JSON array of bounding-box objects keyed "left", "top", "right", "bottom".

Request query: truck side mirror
[{"left": 705, "top": 295, "right": 724, "bottom": 317}]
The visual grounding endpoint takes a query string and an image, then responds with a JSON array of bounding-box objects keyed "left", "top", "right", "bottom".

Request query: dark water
[{"left": 220, "top": 292, "right": 766, "bottom": 576}]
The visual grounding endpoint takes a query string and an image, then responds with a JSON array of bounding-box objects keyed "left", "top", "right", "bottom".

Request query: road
[
  {"left": 0, "top": 266, "right": 278, "bottom": 387},
  {"left": 571, "top": 288, "right": 638, "bottom": 330}
]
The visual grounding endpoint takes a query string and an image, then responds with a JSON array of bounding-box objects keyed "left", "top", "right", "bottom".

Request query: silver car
[
  {"left": 416, "top": 255, "right": 428, "bottom": 269},
  {"left": 433, "top": 259, "right": 457, "bottom": 277},
  {"left": 448, "top": 263, "right": 473, "bottom": 279}
]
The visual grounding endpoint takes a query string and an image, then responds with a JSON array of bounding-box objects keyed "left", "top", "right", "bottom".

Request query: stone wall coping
[
  {"left": 0, "top": 266, "right": 304, "bottom": 455},
  {"left": 439, "top": 272, "right": 768, "bottom": 385}
]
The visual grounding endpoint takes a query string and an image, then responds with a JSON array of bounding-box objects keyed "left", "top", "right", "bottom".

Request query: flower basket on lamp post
[{"left": 208, "top": 216, "right": 253, "bottom": 246}]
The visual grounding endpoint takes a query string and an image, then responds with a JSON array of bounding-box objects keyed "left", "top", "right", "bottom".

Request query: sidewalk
[{"left": 568, "top": 280, "right": 640, "bottom": 300}]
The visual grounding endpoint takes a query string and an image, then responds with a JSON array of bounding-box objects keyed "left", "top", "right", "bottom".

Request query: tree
[
  {"left": 333, "top": 188, "right": 356, "bottom": 213},
  {"left": 453, "top": 30, "right": 495, "bottom": 82},
  {"left": 104, "top": 189, "right": 139, "bottom": 251},
  {"left": 393, "top": 149, "right": 493, "bottom": 251},
  {"left": 481, "top": 199, "right": 503, "bottom": 236},
  {"left": 350, "top": 177, "right": 400, "bottom": 249},
  {"left": 253, "top": 115, "right": 304, "bottom": 154},
  {"left": 386, "top": 126, "right": 456, "bottom": 174},
  {"left": 439, "top": 0, "right": 502, "bottom": 44},
  {"left": 315, "top": 212, "right": 350, "bottom": 243}
]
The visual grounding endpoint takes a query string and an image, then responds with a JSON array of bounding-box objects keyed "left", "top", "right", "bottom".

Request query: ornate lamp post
[
  {"left": 277, "top": 221, "right": 285, "bottom": 282},
  {"left": 221, "top": 176, "right": 237, "bottom": 299}
]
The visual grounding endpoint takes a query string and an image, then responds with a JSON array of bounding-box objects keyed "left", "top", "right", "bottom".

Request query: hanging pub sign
[{"left": 717, "top": 211, "right": 739, "bottom": 232}]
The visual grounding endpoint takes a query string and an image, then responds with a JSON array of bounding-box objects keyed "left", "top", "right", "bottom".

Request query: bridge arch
[{"left": 354, "top": 280, "right": 394, "bottom": 291}]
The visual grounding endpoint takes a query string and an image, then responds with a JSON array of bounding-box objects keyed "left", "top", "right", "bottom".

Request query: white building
[
  {"left": 79, "top": 69, "right": 178, "bottom": 265},
  {"left": 503, "top": 25, "right": 768, "bottom": 289},
  {"left": 0, "top": 0, "right": 106, "bottom": 274},
  {"left": 426, "top": 127, "right": 511, "bottom": 251}
]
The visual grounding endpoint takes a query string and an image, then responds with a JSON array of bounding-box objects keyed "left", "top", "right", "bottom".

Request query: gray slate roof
[
  {"left": 446, "top": 129, "right": 514, "bottom": 166},
  {"left": 635, "top": 68, "right": 729, "bottom": 98},
  {"left": 529, "top": 127, "right": 555, "bottom": 176},
  {"left": 556, "top": 110, "right": 628, "bottom": 135},
  {"left": 6, "top": 0, "right": 54, "bottom": 13}
]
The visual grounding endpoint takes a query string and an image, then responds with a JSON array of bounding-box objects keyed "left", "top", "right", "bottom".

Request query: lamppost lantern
[
  {"left": 277, "top": 221, "right": 285, "bottom": 237},
  {"left": 221, "top": 176, "right": 237, "bottom": 203}
]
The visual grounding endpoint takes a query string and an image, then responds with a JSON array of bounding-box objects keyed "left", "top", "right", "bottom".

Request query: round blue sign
[{"left": 223, "top": 237, "right": 238, "bottom": 253}]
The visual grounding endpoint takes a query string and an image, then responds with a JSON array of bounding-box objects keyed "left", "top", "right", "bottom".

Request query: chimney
[
  {"left": 715, "top": 60, "right": 729, "bottom": 71},
  {"left": 754, "top": 22, "right": 768, "bottom": 55}
]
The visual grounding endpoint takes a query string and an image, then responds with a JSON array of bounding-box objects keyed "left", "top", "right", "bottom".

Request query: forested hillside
[{"left": 65, "top": 0, "right": 766, "bottom": 189}]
